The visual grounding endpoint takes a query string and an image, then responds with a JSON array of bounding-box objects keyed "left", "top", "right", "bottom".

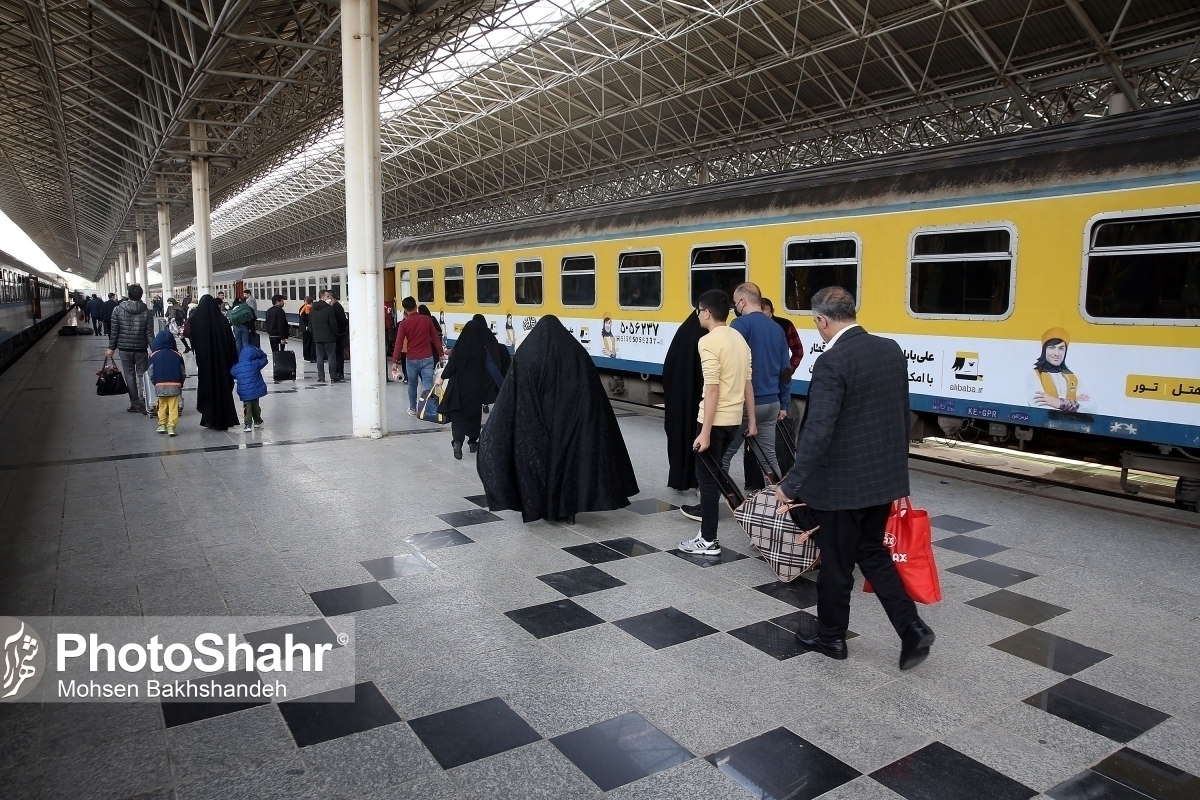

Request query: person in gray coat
[
  {"left": 106, "top": 284, "right": 155, "bottom": 413},
  {"left": 775, "top": 286, "right": 934, "bottom": 671}
]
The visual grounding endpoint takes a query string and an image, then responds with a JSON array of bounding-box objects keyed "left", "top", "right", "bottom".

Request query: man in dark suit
[{"left": 775, "top": 286, "right": 935, "bottom": 670}]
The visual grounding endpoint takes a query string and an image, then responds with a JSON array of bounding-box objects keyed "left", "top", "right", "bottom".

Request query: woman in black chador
[
  {"left": 188, "top": 294, "right": 240, "bottom": 431},
  {"left": 438, "top": 315, "right": 511, "bottom": 459},
  {"left": 662, "top": 310, "right": 704, "bottom": 490},
  {"left": 477, "top": 315, "right": 639, "bottom": 523}
]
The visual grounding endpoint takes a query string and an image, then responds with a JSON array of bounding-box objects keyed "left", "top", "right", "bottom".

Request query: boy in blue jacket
[
  {"left": 231, "top": 344, "right": 269, "bottom": 432},
  {"left": 148, "top": 329, "right": 186, "bottom": 435}
]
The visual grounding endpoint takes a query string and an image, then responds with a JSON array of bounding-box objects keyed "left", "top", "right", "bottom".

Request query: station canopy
[{"left": 2, "top": 0, "right": 1198, "bottom": 284}]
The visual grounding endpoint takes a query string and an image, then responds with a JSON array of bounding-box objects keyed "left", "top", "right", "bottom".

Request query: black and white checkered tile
[{"left": 152, "top": 501, "right": 1199, "bottom": 799}]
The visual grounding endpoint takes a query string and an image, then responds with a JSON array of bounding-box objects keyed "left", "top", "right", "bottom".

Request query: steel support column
[
  {"left": 157, "top": 175, "right": 174, "bottom": 302},
  {"left": 191, "top": 121, "right": 214, "bottom": 298},
  {"left": 342, "top": 0, "right": 386, "bottom": 438},
  {"left": 136, "top": 226, "right": 149, "bottom": 297}
]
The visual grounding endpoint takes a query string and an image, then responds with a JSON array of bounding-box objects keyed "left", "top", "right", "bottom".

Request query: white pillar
[
  {"left": 126, "top": 243, "right": 136, "bottom": 289},
  {"left": 136, "top": 226, "right": 149, "bottom": 296},
  {"left": 119, "top": 252, "right": 129, "bottom": 289},
  {"left": 342, "top": 0, "right": 385, "bottom": 439},
  {"left": 157, "top": 175, "right": 173, "bottom": 301},
  {"left": 190, "top": 121, "right": 214, "bottom": 298}
]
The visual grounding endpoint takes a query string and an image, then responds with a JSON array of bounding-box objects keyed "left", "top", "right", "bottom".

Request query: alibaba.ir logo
[{"left": 1, "top": 617, "right": 45, "bottom": 701}]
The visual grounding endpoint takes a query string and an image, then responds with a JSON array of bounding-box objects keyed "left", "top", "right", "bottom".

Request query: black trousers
[{"left": 812, "top": 504, "right": 918, "bottom": 641}]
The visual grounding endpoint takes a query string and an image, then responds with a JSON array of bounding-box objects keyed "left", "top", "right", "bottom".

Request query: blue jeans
[
  {"left": 233, "top": 324, "right": 250, "bottom": 354},
  {"left": 407, "top": 357, "right": 435, "bottom": 410}
]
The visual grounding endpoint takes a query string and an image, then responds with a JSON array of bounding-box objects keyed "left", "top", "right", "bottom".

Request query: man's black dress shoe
[
  {"left": 898, "top": 619, "right": 935, "bottom": 671},
  {"left": 796, "top": 631, "right": 848, "bottom": 660},
  {"left": 452, "top": 441, "right": 463, "bottom": 460}
]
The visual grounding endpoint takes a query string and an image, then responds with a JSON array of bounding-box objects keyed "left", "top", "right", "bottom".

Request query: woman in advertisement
[{"left": 1031, "top": 327, "right": 1093, "bottom": 413}]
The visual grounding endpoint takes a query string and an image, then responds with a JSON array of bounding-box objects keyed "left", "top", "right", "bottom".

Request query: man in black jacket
[
  {"left": 264, "top": 295, "right": 290, "bottom": 352},
  {"left": 308, "top": 291, "right": 340, "bottom": 383},
  {"left": 775, "top": 286, "right": 934, "bottom": 670},
  {"left": 100, "top": 293, "right": 119, "bottom": 337},
  {"left": 105, "top": 284, "right": 154, "bottom": 413}
]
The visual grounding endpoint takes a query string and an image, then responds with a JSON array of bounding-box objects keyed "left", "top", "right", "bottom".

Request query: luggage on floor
[
  {"left": 59, "top": 326, "right": 78, "bottom": 336},
  {"left": 142, "top": 370, "right": 158, "bottom": 414},
  {"left": 77, "top": 327, "right": 94, "bottom": 336},
  {"left": 272, "top": 347, "right": 297, "bottom": 381}
]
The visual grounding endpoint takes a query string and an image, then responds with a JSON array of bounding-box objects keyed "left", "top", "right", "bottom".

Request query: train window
[
  {"left": 908, "top": 227, "right": 1014, "bottom": 318},
  {"left": 476, "top": 262, "right": 500, "bottom": 305},
  {"left": 416, "top": 268, "right": 434, "bottom": 303},
  {"left": 331, "top": 274, "right": 342, "bottom": 301},
  {"left": 561, "top": 256, "right": 595, "bottom": 307},
  {"left": 783, "top": 237, "right": 860, "bottom": 312},
  {"left": 690, "top": 245, "right": 747, "bottom": 308},
  {"left": 289, "top": 279, "right": 297, "bottom": 301},
  {"left": 515, "top": 259, "right": 543, "bottom": 305},
  {"left": 1084, "top": 211, "right": 1200, "bottom": 322},
  {"left": 445, "top": 265, "right": 465, "bottom": 304},
  {"left": 618, "top": 250, "right": 662, "bottom": 309}
]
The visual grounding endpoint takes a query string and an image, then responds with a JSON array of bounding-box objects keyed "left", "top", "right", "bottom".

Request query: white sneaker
[
  {"left": 678, "top": 532, "right": 720, "bottom": 555},
  {"left": 242, "top": 422, "right": 253, "bottom": 432}
]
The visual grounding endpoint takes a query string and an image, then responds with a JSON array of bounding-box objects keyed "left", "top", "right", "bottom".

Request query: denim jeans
[
  {"left": 720, "top": 401, "right": 781, "bottom": 485},
  {"left": 407, "top": 356, "right": 435, "bottom": 410},
  {"left": 233, "top": 324, "right": 250, "bottom": 354}
]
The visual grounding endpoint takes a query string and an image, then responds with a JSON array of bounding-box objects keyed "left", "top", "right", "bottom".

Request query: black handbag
[{"left": 96, "top": 356, "right": 128, "bottom": 397}]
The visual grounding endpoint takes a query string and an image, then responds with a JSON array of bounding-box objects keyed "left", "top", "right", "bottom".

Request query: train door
[
  {"left": 384, "top": 266, "right": 396, "bottom": 306},
  {"left": 27, "top": 277, "right": 41, "bottom": 319},
  {"left": 234, "top": 279, "right": 245, "bottom": 299},
  {"left": 398, "top": 269, "right": 412, "bottom": 301}
]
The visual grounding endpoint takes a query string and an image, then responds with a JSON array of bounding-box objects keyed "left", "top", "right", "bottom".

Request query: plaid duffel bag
[{"left": 733, "top": 487, "right": 820, "bottom": 582}]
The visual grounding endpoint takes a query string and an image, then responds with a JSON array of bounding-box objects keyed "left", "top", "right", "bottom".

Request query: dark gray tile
[
  {"left": 707, "top": 727, "right": 860, "bottom": 800},
  {"left": 727, "top": 621, "right": 806, "bottom": 660},
  {"left": 505, "top": 598, "right": 606, "bottom": 639},
  {"left": 966, "top": 589, "right": 1070, "bottom": 625},
  {"left": 563, "top": 542, "right": 627, "bottom": 564},
  {"left": 309, "top": 582, "right": 397, "bottom": 617},
  {"left": 1091, "top": 748, "right": 1200, "bottom": 800},
  {"left": 360, "top": 553, "right": 438, "bottom": 580},
  {"left": 668, "top": 547, "right": 749, "bottom": 567},
  {"left": 406, "top": 528, "right": 473, "bottom": 551},
  {"left": 1024, "top": 679, "right": 1170, "bottom": 743},
  {"left": 936, "top": 534, "right": 1009, "bottom": 558},
  {"left": 768, "top": 609, "right": 859, "bottom": 644},
  {"left": 161, "top": 670, "right": 271, "bottom": 728},
  {"left": 1048, "top": 769, "right": 1150, "bottom": 800},
  {"left": 437, "top": 509, "right": 502, "bottom": 527},
  {"left": 550, "top": 712, "right": 692, "bottom": 791},
  {"left": 755, "top": 579, "right": 819, "bottom": 609},
  {"left": 624, "top": 499, "right": 678, "bottom": 515},
  {"left": 538, "top": 565, "right": 626, "bottom": 598},
  {"left": 871, "top": 741, "right": 1036, "bottom": 800},
  {"left": 464, "top": 494, "right": 489, "bottom": 507},
  {"left": 990, "top": 628, "right": 1111, "bottom": 675},
  {"left": 278, "top": 681, "right": 400, "bottom": 747},
  {"left": 408, "top": 697, "right": 541, "bottom": 769},
  {"left": 948, "top": 559, "right": 1037, "bottom": 588},
  {"left": 596, "top": 536, "right": 659, "bottom": 557},
  {"left": 930, "top": 515, "right": 991, "bottom": 534},
  {"left": 243, "top": 618, "right": 343, "bottom": 655},
  {"left": 611, "top": 607, "right": 718, "bottom": 650}
]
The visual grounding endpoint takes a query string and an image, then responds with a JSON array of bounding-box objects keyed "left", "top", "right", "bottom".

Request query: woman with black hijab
[
  {"left": 188, "top": 294, "right": 240, "bottom": 431},
  {"left": 477, "top": 315, "right": 638, "bottom": 523},
  {"left": 662, "top": 310, "right": 705, "bottom": 490},
  {"left": 437, "top": 315, "right": 510, "bottom": 459}
]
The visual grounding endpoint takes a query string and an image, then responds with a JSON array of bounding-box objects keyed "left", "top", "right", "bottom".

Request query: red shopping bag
[{"left": 864, "top": 497, "right": 942, "bottom": 604}]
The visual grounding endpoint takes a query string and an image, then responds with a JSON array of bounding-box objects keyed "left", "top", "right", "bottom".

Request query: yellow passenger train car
[{"left": 384, "top": 103, "right": 1200, "bottom": 467}]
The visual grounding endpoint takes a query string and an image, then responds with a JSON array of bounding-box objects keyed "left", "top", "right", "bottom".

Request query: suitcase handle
[{"left": 695, "top": 448, "right": 744, "bottom": 510}]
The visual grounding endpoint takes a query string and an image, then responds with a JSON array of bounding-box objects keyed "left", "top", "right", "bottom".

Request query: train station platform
[{"left": 1, "top": 328, "right": 1198, "bottom": 800}]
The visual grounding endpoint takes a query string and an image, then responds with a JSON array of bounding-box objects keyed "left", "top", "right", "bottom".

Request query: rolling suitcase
[
  {"left": 272, "top": 346, "right": 297, "bottom": 382},
  {"left": 142, "top": 370, "right": 158, "bottom": 415}
]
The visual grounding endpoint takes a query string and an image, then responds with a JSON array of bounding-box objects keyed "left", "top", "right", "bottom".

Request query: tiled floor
[{"left": 1, "top": 331, "right": 1199, "bottom": 799}]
